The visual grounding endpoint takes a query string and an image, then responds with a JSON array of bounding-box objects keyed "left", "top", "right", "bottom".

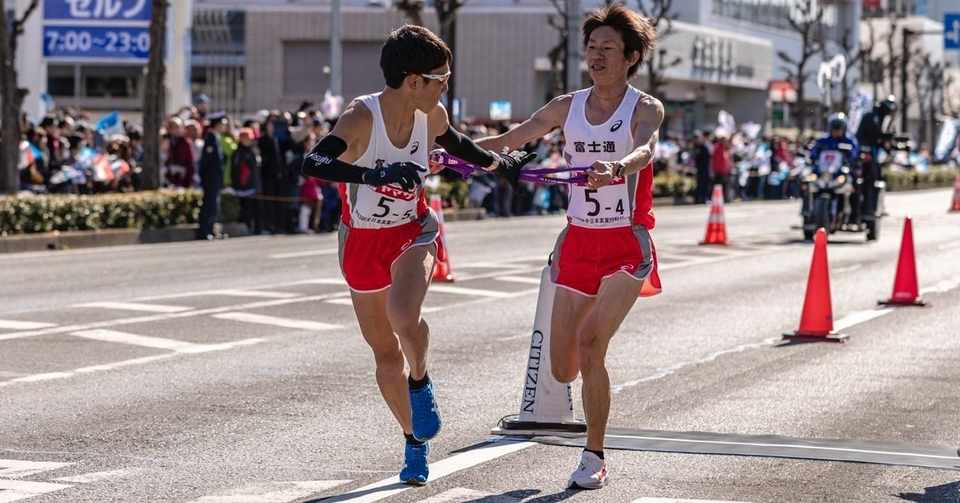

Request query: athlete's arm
[
  {"left": 476, "top": 95, "right": 571, "bottom": 153},
  {"left": 301, "top": 101, "right": 423, "bottom": 191},
  {"left": 586, "top": 95, "right": 664, "bottom": 189},
  {"left": 428, "top": 103, "right": 537, "bottom": 175}
]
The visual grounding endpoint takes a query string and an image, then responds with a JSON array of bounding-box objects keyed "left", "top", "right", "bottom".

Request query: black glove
[
  {"left": 362, "top": 161, "right": 425, "bottom": 191},
  {"left": 493, "top": 151, "right": 537, "bottom": 182}
]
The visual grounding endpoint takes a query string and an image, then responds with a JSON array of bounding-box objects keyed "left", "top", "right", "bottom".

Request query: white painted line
[
  {"left": 418, "top": 488, "right": 497, "bottom": 503},
  {"left": 833, "top": 309, "right": 893, "bottom": 332},
  {"left": 921, "top": 277, "right": 960, "bottom": 295},
  {"left": 634, "top": 498, "right": 753, "bottom": 503},
  {"left": 429, "top": 285, "right": 514, "bottom": 298},
  {"left": 325, "top": 298, "right": 355, "bottom": 306},
  {"left": 71, "top": 329, "right": 205, "bottom": 353},
  {"left": 0, "top": 291, "right": 351, "bottom": 343},
  {"left": 937, "top": 241, "right": 960, "bottom": 251},
  {"left": 187, "top": 480, "right": 351, "bottom": 503},
  {"left": 213, "top": 312, "right": 342, "bottom": 331},
  {"left": 270, "top": 248, "right": 338, "bottom": 259},
  {"left": 295, "top": 278, "right": 348, "bottom": 286},
  {"left": 75, "top": 302, "right": 191, "bottom": 313},
  {"left": 606, "top": 434, "right": 960, "bottom": 461},
  {"left": 0, "top": 459, "right": 73, "bottom": 478},
  {"left": 0, "top": 320, "right": 57, "bottom": 330},
  {"left": 494, "top": 275, "right": 542, "bottom": 285},
  {"left": 0, "top": 480, "right": 72, "bottom": 503},
  {"left": 324, "top": 439, "right": 534, "bottom": 503},
  {"left": 53, "top": 468, "right": 137, "bottom": 483},
  {"left": 206, "top": 290, "right": 301, "bottom": 299},
  {"left": 0, "top": 339, "right": 265, "bottom": 388},
  {"left": 612, "top": 306, "right": 913, "bottom": 395}
]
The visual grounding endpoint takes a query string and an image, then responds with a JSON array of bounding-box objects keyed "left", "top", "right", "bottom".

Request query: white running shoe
[{"left": 567, "top": 450, "right": 608, "bottom": 490}]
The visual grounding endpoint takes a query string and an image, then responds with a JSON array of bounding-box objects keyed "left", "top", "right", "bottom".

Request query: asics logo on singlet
[
  {"left": 610, "top": 120, "right": 623, "bottom": 132},
  {"left": 410, "top": 141, "right": 420, "bottom": 155}
]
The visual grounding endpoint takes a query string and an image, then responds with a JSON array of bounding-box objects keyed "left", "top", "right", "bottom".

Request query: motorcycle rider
[
  {"left": 854, "top": 95, "right": 897, "bottom": 240},
  {"left": 809, "top": 113, "right": 859, "bottom": 230}
]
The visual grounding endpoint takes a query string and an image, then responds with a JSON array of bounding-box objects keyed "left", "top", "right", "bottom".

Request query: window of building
[
  {"left": 82, "top": 66, "right": 141, "bottom": 98},
  {"left": 283, "top": 41, "right": 383, "bottom": 98},
  {"left": 712, "top": 0, "right": 836, "bottom": 31},
  {"left": 47, "top": 64, "right": 77, "bottom": 97}
]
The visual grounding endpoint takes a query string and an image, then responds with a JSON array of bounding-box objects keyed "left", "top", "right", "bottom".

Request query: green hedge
[
  {"left": 886, "top": 166, "right": 958, "bottom": 192},
  {"left": 0, "top": 190, "right": 207, "bottom": 235}
]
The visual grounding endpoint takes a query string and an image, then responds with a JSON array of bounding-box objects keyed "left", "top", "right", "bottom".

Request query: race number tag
[{"left": 819, "top": 150, "right": 843, "bottom": 173}]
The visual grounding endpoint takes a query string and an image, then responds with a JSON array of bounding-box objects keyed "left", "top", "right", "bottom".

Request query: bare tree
[
  {"left": 776, "top": 0, "right": 825, "bottom": 133},
  {"left": 545, "top": 0, "right": 569, "bottom": 101},
  {"left": 394, "top": 0, "right": 425, "bottom": 26},
  {"left": 635, "top": 0, "right": 681, "bottom": 99},
  {"left": 0, "top": 0, "right": 40, "bottom": 195},
  {"left": 141, "top": 0, "right": 168, "bottom": 191},
  {"left": 912, "top": 52, "right": 944, "bottom": 149},
  {"left": 434, "top": 0, "right": 466, "bottom": 120},
  {"left": 882, "top": 15, "right": 900, "bottom": 99}
]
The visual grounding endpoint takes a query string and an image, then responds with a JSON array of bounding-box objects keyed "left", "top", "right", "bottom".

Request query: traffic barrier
[
  {"left": 878, "top": 217, "right": 925, "bottom": 307},
  {"left": 783, "top": 228, "right": 847, "bottom": 342},
  {"left": 700, "top": 184, "right": 728, "bottom": 245},
  {"left": 429, "top": 195, "right": 455, "bottom": 282}
]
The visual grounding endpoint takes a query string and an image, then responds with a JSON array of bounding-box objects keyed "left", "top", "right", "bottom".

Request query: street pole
[
  {"left": 331, "top": 0, "right": 343, "bottom": 97},
  {"left": 565, "top": 0, "right": 581, "bottom": 92}
]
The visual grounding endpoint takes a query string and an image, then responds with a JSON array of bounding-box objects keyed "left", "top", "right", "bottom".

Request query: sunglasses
[{"left": 419, "top": 70, "right": 451, "bottom": 84}]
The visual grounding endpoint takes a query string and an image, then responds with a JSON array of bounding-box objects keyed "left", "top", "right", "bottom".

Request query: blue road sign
[{"left": 946, "top": 13, "right": 960, "bottom": 50}]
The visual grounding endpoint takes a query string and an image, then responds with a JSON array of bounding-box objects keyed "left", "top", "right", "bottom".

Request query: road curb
[{"left": 0, "top": 223, "right": 251, "bottom": 254}]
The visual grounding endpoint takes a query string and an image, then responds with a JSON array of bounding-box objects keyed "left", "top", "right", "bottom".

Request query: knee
[
  {"left": 552, "top": 363, "right": 579, "bottom": 384},
  {"left": 577, "top": 338, "right": 604, "bottom": 375},
  {"left": 372, "top": 345, "right": 405, "bottom": 374},
  {"left": 387, "top": 303, "right": 422, "bottom": 336}
]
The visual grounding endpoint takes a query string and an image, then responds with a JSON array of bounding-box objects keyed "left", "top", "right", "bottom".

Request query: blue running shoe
[
  {"left": 399, "top": 441, "right": 429, "bottom": 485},
  {"left": 409, "top": 380, "right": 442, "bottom": 441}
]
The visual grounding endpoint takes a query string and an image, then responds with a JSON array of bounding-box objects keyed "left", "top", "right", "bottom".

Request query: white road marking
[
  {"left": 325, "top": 298, "right": 355, "bottom": 306},
  {"left": 75, "top": 302, "right": 191, "bottom": 313},
  {"left": 607, "top": 433, "right": 960, "bottom": 461},
  {"left": 937, "top": 241, "right": 960, "bottom": 251},
  {"left": 212, "top": 313, "right": 342, "bottom": 331},
  {"left": 0, "top": 291, "right": 351, "bottom": 342},
  {"left": 833, "top": 309, "right": 893, "bottom": 331},
  {"left": 633, "top": 499, "right": 753, "bottom": 503},
  {"left": 0, "top": 339, "right": 265, "bottom": 388},
  {"left": 294, "top": 278, "right": 348, "bottom": 286},
  {"left": 142, "top": 290, "right": 300, "bottom": 300},
  {"left": 920, "top": 277, "right": 960, "bottom": 295},
  {"left": 428, "top": 285, "right": 514, "bottom": 298},
  {"left": 0, "top": 480, "right": 72, "bottom": 503},
  {"left": 494, "top": 275, "right": 542, "bottom": 285},
  {"left": 324, "top": 439, "right": 533, "bottom": 503},
  {"left": 269, "top": 248, "right": 338, "bottom": 259},
  {"left": 418, "top": 487, "right": 514, "bottom": 503},
  {"left": 0, "top": 320, "right": 57, "bottom": 330},
  {"left": 53, "top": 468, "right": 137, "bottom": 483},
  {"left": 187, "top": 480, "right": 351, "bottom": 503},
  {"left": 70, "top": 329, "right": 206, "bottom": 353},
  {"left": 0, "top": 459, "right": 73, "bottom": 478}
]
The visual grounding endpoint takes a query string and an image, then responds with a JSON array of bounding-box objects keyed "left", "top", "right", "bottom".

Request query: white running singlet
[
  {"left": 342, "top": 93, "right": 429, "bottom": 229},
  {"left": 562, "top": 86, "right": 643, "bottom": 229}
]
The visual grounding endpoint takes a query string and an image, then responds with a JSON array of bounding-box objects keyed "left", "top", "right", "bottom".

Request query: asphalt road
[{"left": 1, "top": 189, "right": 959, "bottom": 503}]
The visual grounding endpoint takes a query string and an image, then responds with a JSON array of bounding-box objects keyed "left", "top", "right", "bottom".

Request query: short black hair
[
  {"left": 380, "top": 25, "right": 452, "bottom": 89},
  {"left": 583, "top": 4, "right": 656, "bottom": 78}
]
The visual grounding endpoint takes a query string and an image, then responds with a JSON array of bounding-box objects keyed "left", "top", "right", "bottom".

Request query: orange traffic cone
[
  {"left": 949, "top": 175, "right": 960, "bottom": 213},
  {"left": 878, "top": 217, "right": 925, "bottom": 306},
  {"left": 783, "top": 228, "right": 847, "bottom": 342},
  {"left": 429, "top": 195, "right": 455, "bottom": 282},
  {"left": 699, "top": 184, "right": 728, "bottom": 245}
]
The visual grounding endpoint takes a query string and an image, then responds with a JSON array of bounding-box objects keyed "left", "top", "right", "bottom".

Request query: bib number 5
[
  {"left": 584, "top": 190, "right": 625, "bottom": 217},
  {"left": 373, "top": 196, "right": 394, "bottom": 218}
]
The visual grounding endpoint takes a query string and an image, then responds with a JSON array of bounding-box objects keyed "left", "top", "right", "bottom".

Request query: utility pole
[
  {"left": 565, "top": 0, "right": 581, "bottom": 91},
  {"left": 331, "top": 0, "right": 343, "bottom": 96}
]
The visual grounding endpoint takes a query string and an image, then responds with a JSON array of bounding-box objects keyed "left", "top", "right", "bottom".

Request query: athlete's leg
[
  {"left": 579, "top": 272, "right": 640, "bottom": 451},
  {"left": 351, "top": 289, "right": 413, "bottom": 434},
  {"left": 387, "top": 244, "right": 436, "bottom": 380},
  {"left": 550, "top": 286, "right": 594, "bottom": 383}
]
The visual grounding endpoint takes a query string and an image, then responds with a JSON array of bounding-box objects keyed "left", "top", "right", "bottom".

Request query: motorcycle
[{"left": 800, "top": 153, "right": 856, "bottom": 241}]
